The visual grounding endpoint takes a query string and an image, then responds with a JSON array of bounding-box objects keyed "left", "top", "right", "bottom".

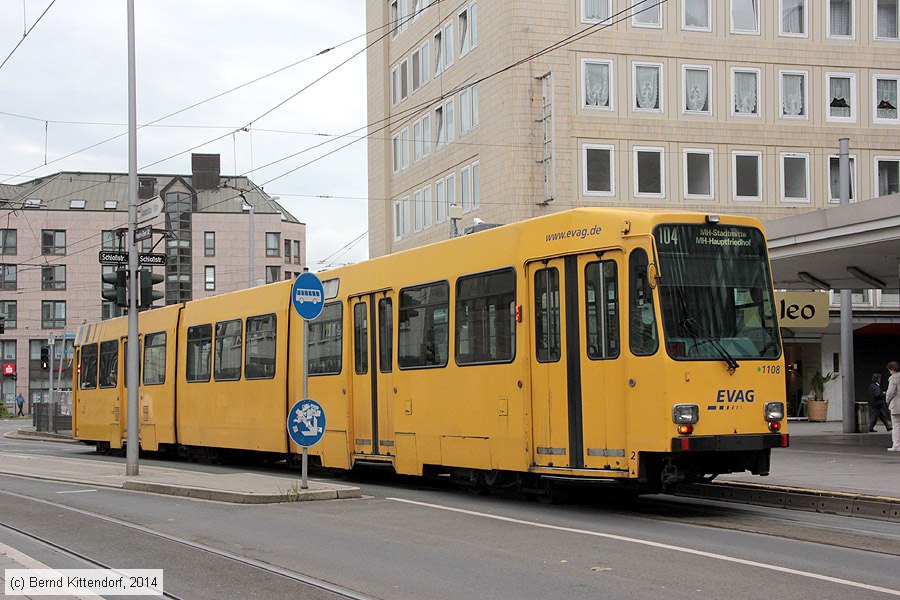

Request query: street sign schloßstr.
[{"left": 99, "top": 251, "right": 167, "bottom": 265}]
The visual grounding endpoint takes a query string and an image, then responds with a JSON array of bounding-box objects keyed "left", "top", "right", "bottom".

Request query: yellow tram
[{"left": 74, "top": 208, "right": 788, "bottom": 493}]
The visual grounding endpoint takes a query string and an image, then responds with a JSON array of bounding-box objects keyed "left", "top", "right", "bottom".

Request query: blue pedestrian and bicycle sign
[
  {"left": 292, "top": 272, "right": 324, "bottom": 321},
  {"left": 287, "top": 399, "right": 326, "bottom": 447}
]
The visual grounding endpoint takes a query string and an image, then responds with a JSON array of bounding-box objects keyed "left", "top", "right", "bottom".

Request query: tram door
[
  {"left": 349, "top": 292, "right": 395, "bottom": 457},
  {"left": 529, "top": 253, "right": 627, "bottom": 470}
]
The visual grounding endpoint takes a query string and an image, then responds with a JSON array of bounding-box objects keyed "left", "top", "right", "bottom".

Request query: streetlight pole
[{"left": 125, "top": 0, "right": 140, "bottom": 476}]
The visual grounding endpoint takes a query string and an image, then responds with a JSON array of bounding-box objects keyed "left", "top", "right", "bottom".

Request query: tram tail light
[
  {"left": 764, "top": 401, "right": 785, "bottom": 422},
  {"left": 677, "top": 424, "right": 694, "bottom": 435},
  {"left": 672, "top": 404, "right": 699, "bottom": 425},
  {"left": 768, "top": 421, "right": 782, "bottom": 432}
]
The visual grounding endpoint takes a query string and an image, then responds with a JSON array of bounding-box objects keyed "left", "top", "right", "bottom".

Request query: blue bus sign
[
  {"left": 287, "top": 399, "right": 326, "bottom": 447},
  {"left": 292, "top": 272, "right": 324, "bottom": 320}
]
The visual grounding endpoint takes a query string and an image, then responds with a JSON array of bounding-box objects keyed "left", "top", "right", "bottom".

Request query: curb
[
  {"left": 5, "top": 430, "right": 79, "bottom": 444},
  {"left": 121, "top": 480, "right": 362, "bottom": 504}
]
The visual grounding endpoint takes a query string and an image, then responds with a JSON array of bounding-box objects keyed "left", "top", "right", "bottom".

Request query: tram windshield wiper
[{"left": 676, "top": 290, "right": 740, "bottom": 373}]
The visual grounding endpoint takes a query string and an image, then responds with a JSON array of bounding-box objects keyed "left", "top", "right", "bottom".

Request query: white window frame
[
  {"left": 420, "top": 42, "right": 430, "bottom": 88},
  {"left": 443, "top": 21, "right": 455, "bottom": 69},
  {"left": 393, "top": 199, "right": 403, "bottom": 241},
  {"left": 875, "top": 0, "right": 900, "bottom": 40},
  {"left": 445, "top": 99, "right": 455, "bottom": 143},
  {"left": 779, "top": 0, "right": 808, "bottom": 37},
  {"left": 390, "top": 0, "right": 400, "bottom": 39},
  {"left": 413, "top": 121, "right": 422, "bottom": 163},
  {"left": 392, "top": 133, "right": 401, "bottom": 173},
  {"left": 423, "top": 184, "right": 433, "bottom": 229},
  {"left": 391, "top": 65, "right": 401, "bottom": 106},
  {"left": 435, "top": 178, "right": 446, "bottom": 223},
  {"left": 458, "top": 7, "right": 470, "bottom": 57},
  {"left": 632, "top": 61, "right": 663, "bottom": 114},
  {"left": 433, "top": 31, "right": 443, "bottom": 77},
  {"left": 460, "top": 88, "right": 471, "bottom": 135},
  {"left": 582, "top": 143, "right": 616, "bottom": 197},
  {"left": 731, "top": 0, "right": 760, "bottom": 34},
  {"left": 682, "top": 0, "right": 712, "bottom": 31},
  {"left": 460, "top": 165, "right": 472, "bottom": 212},
  {"left": 682, "top": 64, "right": 712, "bottom": 115},
  {"left": 827, "top": 0, "right": 855, "bottom": 39},
  {"left": 422, "top": 114, "right": 432, "bottom": 157},
  {"left": 633, "top": 146, "right": 666, "bottom": 198},
  {"left": 400, "top": 127, "right": 410, "bottom": 170},
  {"left": 412, "top": 48, "right": 421, "bottom": 93},
  {"left": 401, "top": 195, "right": 411, "bottom": 237},
  {"left": 582, "top": 0, "right": 612, "bottom": 24},
  {"left": 414, "top": 189, "right": 424, "bottom": 233},
  {"left": 582, "top": 58, "right": 615, "bottom": 112},
  {"left": 731, "top": 67, "right": 762, "bottom": 117},
  {"left": 873, "top": 74, "right": 900, "bottom": 124},
  {"left": 400, "top": 59, "right": 409, "bottom": 101},
  {"left": 732, "top": 150, "right": 763, "bottom": 202},
  {"left": 874, "top": 155, "right": 900, "bottom": 196},
  {"left": 471, "top": 84, "right": 479, "bottom": 128},
  {"left": 825, "top": 72, "right": 857, "bottom": 123},
  {"left": 780, "top": 152, "right": 811, "bottom": 203},
  {"left": 779, "top": 70, "right": 809, "bottom": 120},
  {"left": 683, "top": 148, "right": 715, "bottom": 200},
  {"left": 469, "top": 2, "right": 478, "bottom": 51},
  {"left": 827, "top": 154, "right": 858, "bottom": 203},
  {"left": 631, "top": 0, "right": 662, "bottom": 28},
  {"left": 877, "top": 289, "right": 900, "bottom": 308}
]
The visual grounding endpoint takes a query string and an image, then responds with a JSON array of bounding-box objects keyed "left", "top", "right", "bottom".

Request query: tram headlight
[
  {"left": 672, "top": 404, "right": 699, "bottom": 425},
  {"left": 764, "top": 401, "right": 785, "bottom": 422}
]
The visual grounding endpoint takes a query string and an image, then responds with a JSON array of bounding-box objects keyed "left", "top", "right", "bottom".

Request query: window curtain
[
  {"left": 782, "top": 0, "right": 804, "bottom": 33},
  {"left": 685, "top": 69, "right": 708, "bottom": 111},
  {"left": 782, "top": 74, "right": 804, "bottom": 116},
  {"left": 685, "top": 0, "right": 708, "bottom": 28},
  {"left": 830, "top": 0, "right": 851, "bottom": 36},
  {"left": 734, "top": 71, "right": 757, "bottom": 114},
  {"left": 635, "top": 66, "right": 659, "bottom": 109},
  {"left": 584, "top": 0, "right": 610, "bottom": 20},
  {"left": 877, "top": 79, "right": 898, "bottom": 119},
  {"left": 585, "top": 63, "right": 610, "bottom": 107},
  {"left": 878, "top": 0, "right": 899, "bottom": 38},
  {"left": 829, "top": 77, "right": 851, "bottom": 117}
]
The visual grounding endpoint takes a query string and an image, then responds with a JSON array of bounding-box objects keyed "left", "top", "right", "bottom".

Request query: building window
[
  {"left": 683, "top": 149, "right": 714, "bottom": 199},
  {"left": 683, "top": 0, "right": 711, "bottom": 30},
  {"left": 101, "top": 230, "right": 119, "bottom": 250},
  {"left": 634, "top": 146, "right": 665, "bottom": 197},
  {"left": 460, "top": 89, "right": 471, "bottom": 135},
  {"left": 0, "top": 301, "right": 16, "bottom": 329},
  {"left": 390, "top": 0, "right": 400, "bottom": 37},
  {"left": 265, "top": 232, "right": 280, "bottom": 257},
  {"left": 401, "top": 127, "right": 410, "bottom": 168},
  {"left": 41, "top": 230, "right": 66, "bottom": 255},
  {"left": 732, "top": 68, "right": 760, "bottom": 116},
  {"left": 445, "top": 99, "right": 455, "bottom": 143},
  {"left": 0, "top": 230, "right": 16, "bottom": 255},
  {"left": 293, "top": 240, "right": 300, "bottom": 264},
  {"left": 780, "top": 152, "right": 810, "bottom": 203},
  {"left": 583, "top": 143, "right": 615, "bottom": 196},
  {"left": 458, "top": 7, "right": 470, "bottom": 56},
  {"left": 780, "top": 71, "right": 808, "bottom": 119},
  {"left": 284, "top": 239, "right": 292, "bottom": 263},
  {"left": 875, "top": 157, "right": 900, "bottom": 195},
  {"left": 434, "top": 105, "right": 444, "bottom": 148},
  {"left": 205, "top": 266, "right": 216, "bottom": 290},
  {"left": 583, "top": 59, "right": 613, "bottom": 110},
  {"left": 413, "top": 121, "right": 422, "bottom": 163},
  {"left": 445, "top": 174, "right": 456, "bottom": 214},
  {"left": 828, "top": 156, "right": 857, "bottom": 203},
  {"left": 583, "top": 0, "right": 611, "bottom": 23},
  {"left": 780, "top": 0, "right": 807, "bottom": 36},
  {"left": 400, "top": 59, "right": 409, "bottom": 100},
  {"left": 443, "top": 21, "right": 454, "bottom": 69},
  {"left": 265, "top": 266, "right": 280, "bottom": 284},
  {"left": 732, "top": 151, "right": 762, "bottom": 201},
  {"left": 828, "top": 0, "right": 854, "bottom": 37},
  {"left": 69, "top": 199, "right": 86, "bottom": 209},
  {"left": 469, "top": 2, "right": 478, "bottom": 49},
  {"left": 41, "top": 265, "right": 66, "bottom": 291},
  {"left": 827, "top": 73, "right": 856, "bottom": 121},
  {"left": 422, "top": 114, "right": 432, "bottom": 157},
  {"left": 472, "top": 162, "right": 480, "bottom": 209},
  {"left": 393, "top": 200, "right": 403, "bottom": 241},
  {"left": 731, "top": 0, "right": 759, "bottom": 34},
  {"left": 460, "top": 166, "right": 471, "bottom": 212},
  {"left": 204, "top": 231, "right": 215, "bottom": 256},
  {"left": 412, "top": 48, "right": 422, "bottom": 92},
  {"left": 632, "top": 0, "right": 662, "bottom": 27},
  {"left": 876, "top": 0, "right": 899, "bottom": 39},
  {"left": 104, "top": 200, "right": 118, "bottom": 210},
  {"left": 683, "top": 66, "right": 711, "bottom": 114},
  {"left": 633, "top": 63, "right": 662, "bottom": 112},
  {"left": 391, "top": 65, "right": 401, "bottom": 105},
  {"left": 435, "top": 179, "right": 446, "bottom": 223},
  {"left": 419, "top": 42, "right": 430, "bottom": 88},
  {"left": 42, "top": 300, "right": 66, "bottom": 329},
  {"left": 874, "top": 75, "right": 899, "bottom": 123},
  {"left": 0, "top": 265, "right": 16, "bottom": 291},
  {"left": 392, "top": 133, "right": 401, "bottom": 172},
  {"left": 433, "top": 30, "right": 443, "bottom": 76},
  {"left": 413, "top": 189, "right": 424, "bottom": 233}
]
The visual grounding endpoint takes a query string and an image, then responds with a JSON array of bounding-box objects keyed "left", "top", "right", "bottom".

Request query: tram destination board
[{"left": 99, "top": 251, "right": 167, "bottom": 266}]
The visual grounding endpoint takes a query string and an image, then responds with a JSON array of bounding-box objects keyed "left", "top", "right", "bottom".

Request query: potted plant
[{"left": 807, "top": 370, "right": 838, "bottom": 421}]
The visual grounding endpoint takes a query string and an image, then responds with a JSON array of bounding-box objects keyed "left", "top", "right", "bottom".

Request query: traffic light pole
[
  {"left": 48, "top": 335, "right": 55, "bottom": 433},
  {"left": 125, "top": 0, "right": 140, "bottom": 477}
]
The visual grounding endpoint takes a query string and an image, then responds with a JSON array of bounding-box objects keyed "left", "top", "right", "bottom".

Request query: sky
[{"left": 0, "top": 0, "right": 370, "bottom": 268}]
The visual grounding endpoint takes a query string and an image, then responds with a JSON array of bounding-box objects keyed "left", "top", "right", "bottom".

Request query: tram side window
[
  {"left": 98, "top": 340, "right": 119, "bottom": 388},
  {"left": 186, "top": 324, "right": 212, "bottom": 383},
  {"left": 308, "top": 302, "right": 342, "bottom": 375},
  {"left": 379, "top": 298, "right": 393, "bottom": 373},
  {"left": 214, "top": 319, "right": 242, "bottom": 381},
  {"left": 245, "top": 314, "right": 276, "bottom": 380},
  {"left": 354, "top": 302, "right": 368, "bottom": 375},
  {"left": 398, "top": 281, "right": 449, "bottom": 368},
  {"left": 585, "top": 260, "right": 620, "bottom": 359},
  {"left": 143, "top": 332, "right": 166, "bottom": 385},
  {"left": 629, "top": 249, "right": 659, "bottom": 356},
  {"left": 534, "top": 267, "right": 561, "bottom": 363},
  {"left": 456, "top": 268, "right": 516, "bottom": 365},
  {"left": 79, "top": 343, "right": 98, "bottom": 390}
]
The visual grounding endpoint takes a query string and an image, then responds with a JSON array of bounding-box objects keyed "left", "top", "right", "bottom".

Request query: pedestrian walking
[
  {"left": 866, "top": 373, "right": 892, "bottom": 432},
  {"left": 885, "top": 362, "right": 900, "bottom": 452},
  {"left": 15, "top": 392, "right": 24, "bottom": 417}
]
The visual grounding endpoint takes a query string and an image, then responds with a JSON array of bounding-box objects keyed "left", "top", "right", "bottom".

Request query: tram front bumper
[{"left": 670, "top": 433, "right": 789, "bottom": 453}]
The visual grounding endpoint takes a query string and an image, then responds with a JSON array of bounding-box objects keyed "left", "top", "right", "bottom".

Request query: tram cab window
[
  {"left": 399, "top": 281, "right": 449, "bottom": 368},
  {"left": 308, "top": 303, "right": 343, "bottom": 375},
  {"left": 143, "top": 332, "right": 166, "bottom": 385},
  {"left": 79, "top": 343, "right": 98, "bottom": 390},
  {"left": 585, "top": 260, "right": 619, "bottom": 359},
  {"left": 214, "top": 319, "right": 242, "bottom": 381},
  {"left": 629, "top": 249, "right": 659, "bottom": 356},
  {"left": 534, "top": 267, "right": 561, "bottom": 363},
  {"left": 98, "top": 340, "right": 119, "bottom": 388},
  {"left": 245, "top": 314, "right": 276, "bottom": 379},
  {"left": 455, "top": 268, "right": 516, "bottom": 365},
  {"left": 186, "top": 324, "right": 212, "bottom": 382}
]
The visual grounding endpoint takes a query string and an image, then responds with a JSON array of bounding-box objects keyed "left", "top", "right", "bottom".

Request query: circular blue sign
[
  {"left": 287, "top": 399, "right": 326, "bottom": 447},
  {"left": 292, "top": 272, "right": 324, "bottom": 320}
]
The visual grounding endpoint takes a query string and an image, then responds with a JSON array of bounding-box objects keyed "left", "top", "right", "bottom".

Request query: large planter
[{"left": 807, "top": 398, "right": 829, "bottom": 422}]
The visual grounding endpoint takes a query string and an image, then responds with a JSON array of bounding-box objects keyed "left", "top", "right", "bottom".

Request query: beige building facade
[{"left": 367, "top": 0, "right": 900, "bottom": 257}]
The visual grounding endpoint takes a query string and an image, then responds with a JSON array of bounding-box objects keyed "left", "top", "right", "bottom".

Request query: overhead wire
[{"left": 0, "top": 0, "right": 57, "bottom": 72}]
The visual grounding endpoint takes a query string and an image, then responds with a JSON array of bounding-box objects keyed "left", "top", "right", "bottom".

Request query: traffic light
[
  {"left": 102, "top": 269, "right": 128, "bottom": 307},
  {"left": 40, "top": 347, "right": 49, "bottom": 370},
  {"left": 139, "top": 268, "right": 165, "bottom": 309}
]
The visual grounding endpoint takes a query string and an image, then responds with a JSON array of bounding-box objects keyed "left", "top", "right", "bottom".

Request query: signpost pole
[
  {"left": 125, "top": 0, "right": 140, "bottom": 476},
  {"left": 48, "top": 334, "right": 55, "bottom": 433},
  {"left": 301, "top": 318, "right": 310, "bottom": 489}
]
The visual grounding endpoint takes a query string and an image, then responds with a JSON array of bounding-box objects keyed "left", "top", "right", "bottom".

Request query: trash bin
[{"left": 855, "top": 402, "right": 869, "bottom": 433}]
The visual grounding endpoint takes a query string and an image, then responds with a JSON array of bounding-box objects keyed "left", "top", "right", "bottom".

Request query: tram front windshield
[{"left": 654, "top": 223, "right": 781, "bottom": 361}]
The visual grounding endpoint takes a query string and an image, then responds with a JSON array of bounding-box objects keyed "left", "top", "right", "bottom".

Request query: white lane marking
[
  {"left": 56, "top": 489, "right": 98, "bottom": 494},
  {"left": 387, "top": 497, "right": 900, "bottom": 597}
]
